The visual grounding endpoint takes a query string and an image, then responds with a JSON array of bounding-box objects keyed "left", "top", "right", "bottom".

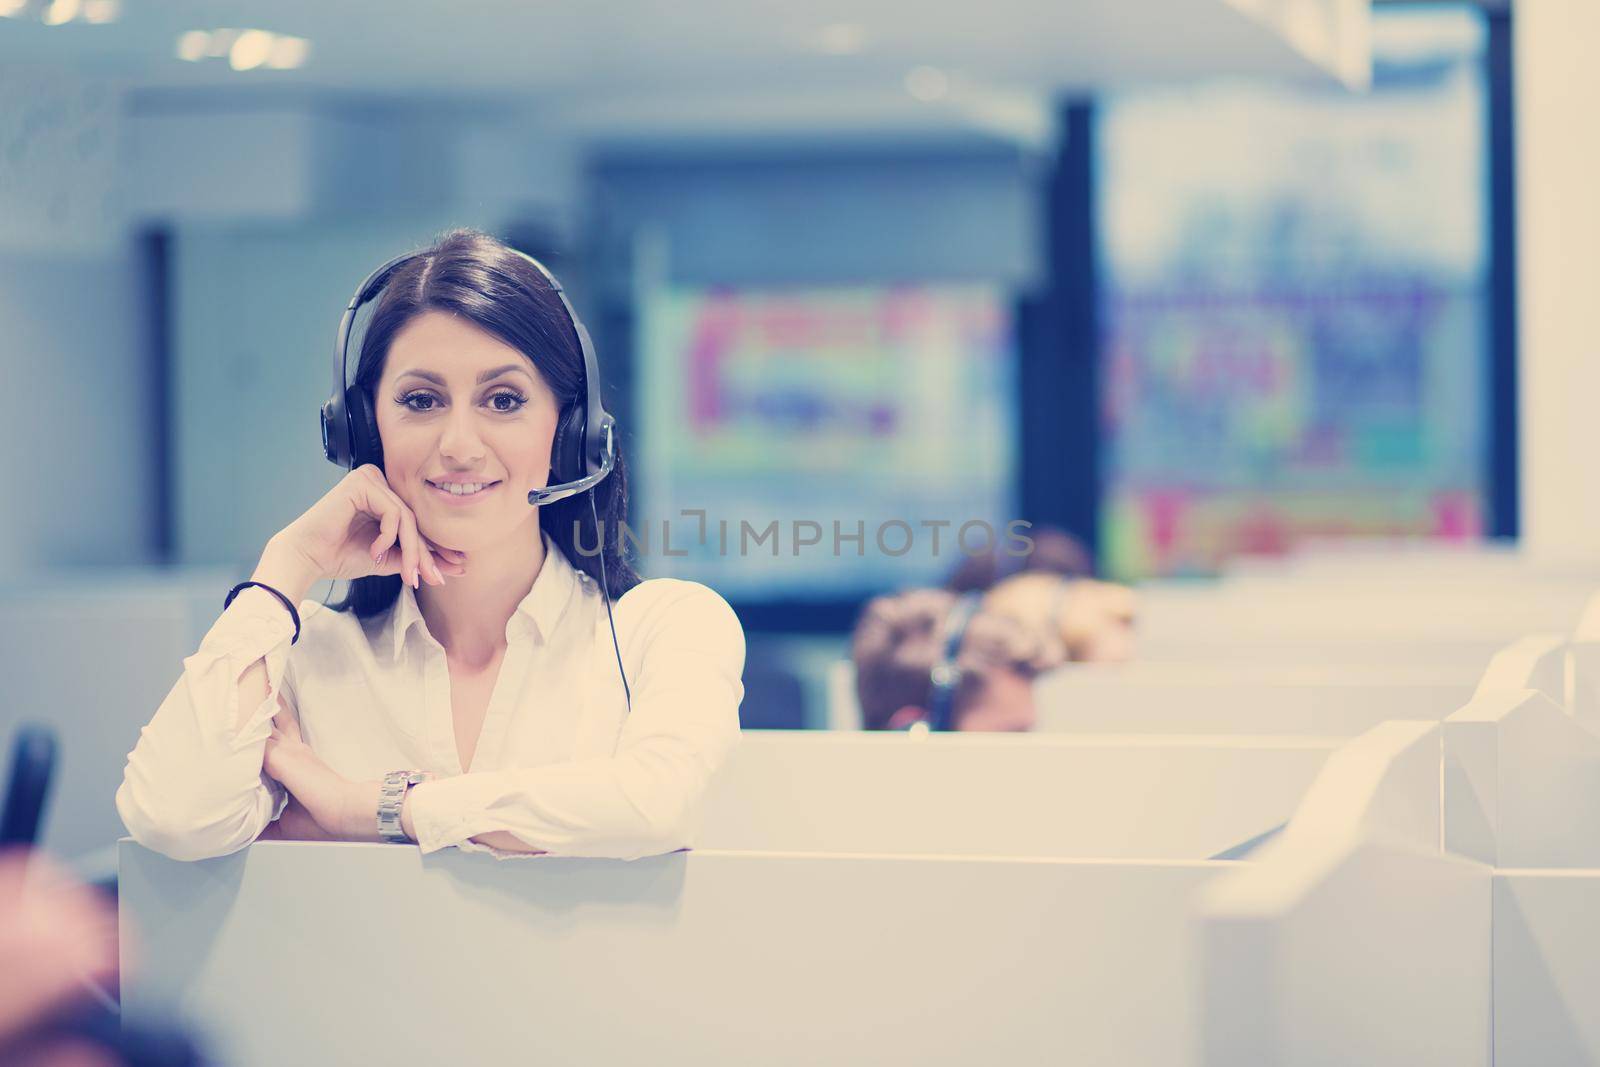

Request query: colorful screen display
[
  {"left": 636, "top": 284, "right": 1017, "bottom": 599},
  {"left": 1097, "top": 7, "right": 1491, "bottom": 578}
]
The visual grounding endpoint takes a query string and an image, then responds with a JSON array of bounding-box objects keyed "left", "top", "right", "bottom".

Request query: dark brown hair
[{"left": 946, "top": 525, "right": 1093, "bottom": 594}]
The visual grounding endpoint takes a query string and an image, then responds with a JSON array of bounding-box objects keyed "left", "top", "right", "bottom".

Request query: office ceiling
[{"left": 2, "top": 0, "right": 1368, "bottom": 142}]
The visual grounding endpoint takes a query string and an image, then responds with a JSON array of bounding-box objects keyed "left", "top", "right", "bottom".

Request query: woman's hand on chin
[{"left": 261, "top": 695, "right": 379, "bottom": 841}]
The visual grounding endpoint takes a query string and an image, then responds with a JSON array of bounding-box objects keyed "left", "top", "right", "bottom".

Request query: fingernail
[{"left": 374, "top": 550, "right": 387, "bottom": 567}]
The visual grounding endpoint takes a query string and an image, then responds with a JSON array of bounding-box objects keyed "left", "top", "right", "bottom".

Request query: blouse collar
[{"left": 385, "top": 531, "right": 579, "bottom": 661}]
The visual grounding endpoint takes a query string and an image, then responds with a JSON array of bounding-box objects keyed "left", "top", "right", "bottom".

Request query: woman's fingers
[
  {"left": 272, "top": 694, "right": 303, "bottom": 743},
  {"left": 425, "top": 539, "right": 468, "bottom": 565},
  {"left": 352, "top": 474, "right": 403, "bottom": 579},
  {"left": 422, "top": 543, "right": 467, "bottom": 575},
  {"left": 403, "top": 515, "right": 445, "bottom": 585},
  {"left": 391, "top": 501, "right": 420, "bottom": 588},
  {"left": 423, "top": 538, "right": 468, "bottom": 576},
  {"left": 397, "top": 507, "right": 442, "bottom": 587},
  {"left": 369, "top": 504, "right": 399, "bottom": 567},
  {"left": 427, "top": 552, "right": 464, "bottom": 578}
]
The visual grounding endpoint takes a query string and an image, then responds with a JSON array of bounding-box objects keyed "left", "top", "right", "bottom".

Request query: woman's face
[{"left": 374, "top": 310, "right": 562, "bottom": 551}]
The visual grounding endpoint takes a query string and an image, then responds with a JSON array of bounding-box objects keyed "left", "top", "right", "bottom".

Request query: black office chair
[{"left": 0, "top": 722, "right": 57, "bottom": 848}]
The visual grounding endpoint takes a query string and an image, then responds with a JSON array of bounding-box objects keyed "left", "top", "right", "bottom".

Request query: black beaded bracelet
[{"left": 224, "top": 580, "right": 301, "bottom": 645}]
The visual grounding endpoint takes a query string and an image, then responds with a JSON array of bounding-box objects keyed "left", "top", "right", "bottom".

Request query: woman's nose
[{"left": 437, "top": 407, "right": 486, "bottom": 463}]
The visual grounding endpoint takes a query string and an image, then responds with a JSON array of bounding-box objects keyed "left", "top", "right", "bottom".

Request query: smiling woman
[{"left": 115, "top": 229, "right": 746, "bottom": 863}]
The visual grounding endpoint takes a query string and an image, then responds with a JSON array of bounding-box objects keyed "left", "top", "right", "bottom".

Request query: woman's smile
[{"left": 426, "top": 478, "right": 502, "bottom": 506}]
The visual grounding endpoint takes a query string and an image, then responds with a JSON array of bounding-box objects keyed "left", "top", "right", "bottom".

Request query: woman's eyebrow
[
  {"left": 476, "top": 363, "right": 531, "bottom": 383},
  {"left": 398, "top": 364, "right": 530, "bottom": 386}
]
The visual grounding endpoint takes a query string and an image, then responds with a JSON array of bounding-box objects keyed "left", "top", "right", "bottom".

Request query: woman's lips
[{"left": 426, "top": 480, "right": 501, "bottom": 506}]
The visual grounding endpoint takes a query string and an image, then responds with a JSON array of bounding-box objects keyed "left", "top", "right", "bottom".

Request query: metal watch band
[{"left": 377, "top": 769, "right": 428, "bottom": 843}]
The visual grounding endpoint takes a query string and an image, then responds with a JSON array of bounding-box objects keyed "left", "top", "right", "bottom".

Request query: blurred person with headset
[
  {"left": 851, "top": 527, "right": 1136, "bottom": 733},
  {"left": 851, "top": 588, "right": 1065, "bottom": 732},
  {"left": 116, "top": 230, "right": 745, "bottom": 861}
]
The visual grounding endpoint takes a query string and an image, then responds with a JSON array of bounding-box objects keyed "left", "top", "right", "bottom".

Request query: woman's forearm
[
  {"left": 465, "top": 831, "right": 546, "bottom": 854},
  {"left": 239, "top": 539, "right": 320, "bottom": 733}
]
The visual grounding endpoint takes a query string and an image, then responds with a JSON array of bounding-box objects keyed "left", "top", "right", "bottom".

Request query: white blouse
[{"left": 115, "top": 535, "right": 745, "bottom": 862}]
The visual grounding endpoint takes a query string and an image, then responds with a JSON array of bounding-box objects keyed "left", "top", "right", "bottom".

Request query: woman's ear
[{"left": 885, "top": 705, "right": 927, "bottom": 730}]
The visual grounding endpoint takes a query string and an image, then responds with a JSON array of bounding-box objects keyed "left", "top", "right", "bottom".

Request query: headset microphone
[{"left": 527, "top": 421, "right": 617, "bottom": 506}]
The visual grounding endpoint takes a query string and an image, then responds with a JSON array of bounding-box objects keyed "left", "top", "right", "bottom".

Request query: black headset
[
  {"left": 924, "top": 591, "right": 981, "bottom": 731},
  {"left": 321, "top": 248, "right": 617, "bottom": 503},
  {"left": 319, "top": 244, "right": 632, "bottom": 710}
]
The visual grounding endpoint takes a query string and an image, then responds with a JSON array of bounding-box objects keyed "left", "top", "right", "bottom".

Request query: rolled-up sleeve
[
  {"left": 115, "top": 588, "right": 303, "bottom": 861},
  {"left": 407, "top": 581, "right": 745, "bottom": 861}
]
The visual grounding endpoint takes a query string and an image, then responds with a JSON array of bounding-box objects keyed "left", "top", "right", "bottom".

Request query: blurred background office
[{"left": 3, "top": 0, "right": 1596, "bottom": 857}]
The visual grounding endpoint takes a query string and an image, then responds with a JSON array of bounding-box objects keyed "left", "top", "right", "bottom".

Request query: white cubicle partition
[
  {"left": 1462, "top": 631, "right": 1600, "bottom": 728},
  {"left": 1439, "top": 685, "right": 1600, "bottom": 1065},
  {"left": 1184, "top": 568, "right": 1590, "bottom": 606},
  {"left": 0, "top": 568, "right": 240, "bottom": 859},
  {"left": 120, "top": 840, "right": 1236, "bottom": 1067},
  {"left": 1549, "top": 592, "right": 1600, "bottom": 727},
  {"left": 120, "top": 730, "right": 1359, "bottom": 1066},
  {"left": 1197, "top": 720, "right": 1491, "bottom": 1066},
  {"left": 1222, "top": 541, "right": 1595, "bottom": 584},
  {"left": 828, "top": 656, "right": 1484, "bottom": 736},
  {"left": 825, "top": 657, "right": 861, "bottom": 730},
  {"left": 1493, "top": 870, "right": 1600, "bottom": 1066},
  {"left": 1134, "top": 582, "right": 1588, "bottom": 646},
  {"left": 1443, "top": 688, "right": 1600, "bottom": 868},
  {"left": 1033, "top": 666, "right": 1474, "bottom": 737},
  {"left": 1132, "top": 635, "right": 1510, "bottom": 671},
  {"left": 700, "top": 731, "right": 1339, "bottom": 860},
  {"left": 1574, "top": 590, "right": 1600, "bottom": 640},
  {"left": 1471, "top": 634, "right": 1568, "bottom": 701}
]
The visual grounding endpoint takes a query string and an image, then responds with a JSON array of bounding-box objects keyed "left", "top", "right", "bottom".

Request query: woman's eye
[
  {"left": 489, "top": 391, "right": 526, "bottom": 413},
  {"left": 400, "top": 393, "right": 436, "bottom": 412}
]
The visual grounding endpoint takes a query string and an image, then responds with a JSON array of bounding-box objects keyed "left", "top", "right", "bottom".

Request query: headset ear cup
[
  {"left": 551, "top": 401, "right": 588, "bottom": 484},
  {"left": 346, "top": 384, "right": 384, "bottom": 471}
]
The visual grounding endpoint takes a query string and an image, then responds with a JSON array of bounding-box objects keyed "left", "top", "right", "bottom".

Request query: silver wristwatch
[{"left": 377, "top": 769, "right": 429, "bottom": 843}]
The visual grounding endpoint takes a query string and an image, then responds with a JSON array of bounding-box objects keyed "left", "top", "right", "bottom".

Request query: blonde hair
[
  {"left": 983, "top": 573, "right": 1137, "bottom": 661},
  {"left": 851, "top": 588, "right": 1065, "bottom": 730}
]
